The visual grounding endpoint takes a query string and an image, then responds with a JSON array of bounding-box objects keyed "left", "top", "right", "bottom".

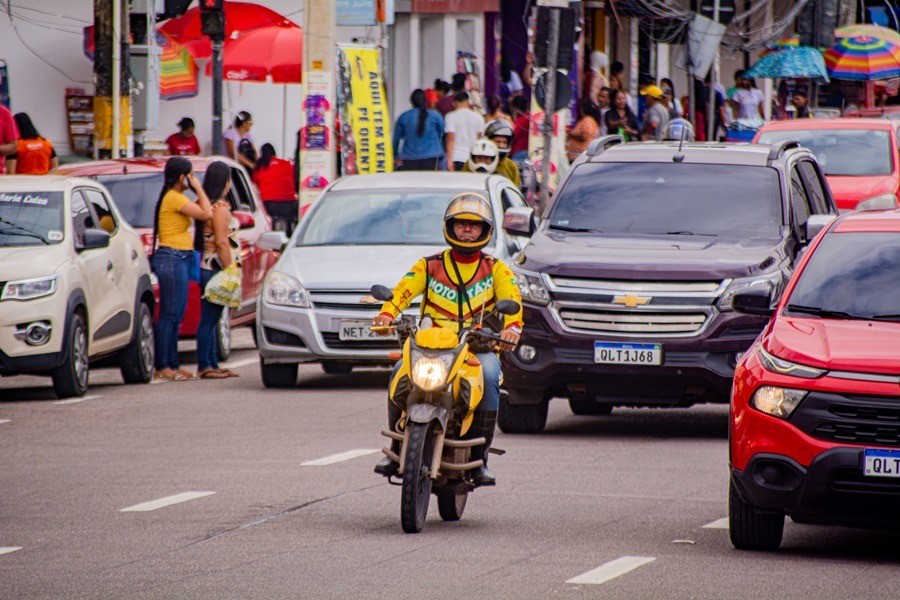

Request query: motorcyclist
[
  {"left": 372, "top": 192, "right": 523, "bottom": 487},
  {"left": 461, "top": 136, "right": 521, "bottom": 187}
]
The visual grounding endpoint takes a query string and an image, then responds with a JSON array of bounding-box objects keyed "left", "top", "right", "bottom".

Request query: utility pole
[
  {"left": 200, "top": 0, "right": 226, "bottom": 155},
  {"left": 538, "top": 6, "right": 560, "bottom": 216},
  {"left": 708, "top": 0, "right": 719, "bottom": 142},
  {"left": 93, "top": 0, "right": 130, "bottom": 159}
]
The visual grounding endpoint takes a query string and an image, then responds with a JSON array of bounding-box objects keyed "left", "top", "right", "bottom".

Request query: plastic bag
[{"left": 204, "top": 264, "right": 242, "bottom": 308}]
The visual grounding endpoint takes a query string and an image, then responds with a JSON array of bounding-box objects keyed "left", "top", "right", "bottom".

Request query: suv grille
[
  {"left": 790, "top": 392, "right": 900, "bottom": 448},
  {"left": 557, "top": 308, "right": 707, "bottom": 334}
]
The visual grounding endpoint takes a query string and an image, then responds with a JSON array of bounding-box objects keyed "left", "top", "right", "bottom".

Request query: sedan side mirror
[
  {"left": 233, "top": 211, "right": 256, "bottom": 229},
  {"left": 503, "top": 207, "right": 535, "bottom": 237},
  {"left": 804, "top": 214, "right": 835, "bottom": 242},
  {"left": 733, "top": 287, "right": 774, "bottom": 317},
  {"left": 258, "top": 231, "right": 288, "bottom": 251},
  {"left": 80, "top": 229, "right": 110, "bottom": 251}
]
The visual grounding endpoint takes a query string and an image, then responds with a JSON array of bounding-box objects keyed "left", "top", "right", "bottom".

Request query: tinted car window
[
  {"left": 798, "top": 161, "right": 829, "bottom": 213},
  {"left": 81, "top": 188, "right": 117, "bottom": 234},
  {"left": 757, "top": 129, "right": 892, "bottom": 176},
  {"left": 97, "top": 173, "right": 199, "bottom": 228},
  {"left": 790, "top": 168, "right": 811, "bottom": 228},
  {"left": 548, "top": 163, "right": 782, "bottom": 239},
  {"left": 0, "top": 191, "right": 64, "bottom": 246},
  {"left": 786, "top": 232, "right": 900, "bottom": 320}
]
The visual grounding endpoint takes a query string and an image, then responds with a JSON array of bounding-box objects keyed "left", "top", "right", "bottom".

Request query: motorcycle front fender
[{"left": 407, "top": 403, "right": 450, "bottom": 430}]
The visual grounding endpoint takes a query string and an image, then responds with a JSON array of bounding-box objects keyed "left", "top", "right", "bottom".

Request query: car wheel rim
[
  {"left": 219, "top": 309, "right": 231, "bottom": 354},
  {"left": 140, "top": 311, "right": 154, "bottom": 374},
  {"left": 74, "top": 324, "right": 88, "bottom": 388}
]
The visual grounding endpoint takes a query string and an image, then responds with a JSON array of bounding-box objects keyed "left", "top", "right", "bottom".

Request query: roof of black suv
[{"left": 587, "top": 139, "right": 805, "bottom": 167}]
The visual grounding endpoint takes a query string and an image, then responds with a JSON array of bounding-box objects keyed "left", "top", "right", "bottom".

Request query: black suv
[{"left": 498, "top": 137, "right": 837, "bottom": 433}]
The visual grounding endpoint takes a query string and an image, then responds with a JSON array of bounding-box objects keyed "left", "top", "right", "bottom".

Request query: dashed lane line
[
  {"left": 301, "top": 449, "right": 381, "bottom": 466},
  {"left": 0, "top": 420, "right": 9, "bottom": 425},
  {"left": 53, "top": 395, "right": 102, "bottom": 405},
  {"left": 120, "top": 491, "right": 216, "bottom": 512},
  {"left": 703, "top": 517, "right": 729, "bottom": 529},
  {"left": 0, "top": 547, "right": 22, "bottom": 556},
  {"left": 567, "top": 556, "right": 656, "bottom": 586}
]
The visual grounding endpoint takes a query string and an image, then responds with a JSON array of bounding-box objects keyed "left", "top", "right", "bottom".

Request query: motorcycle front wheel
[
  {"left": 401, "top": 421, "right": 435, "bottom": 533},
  {"left": 437, "top": 490, "right": 467, "bottom": 522}
]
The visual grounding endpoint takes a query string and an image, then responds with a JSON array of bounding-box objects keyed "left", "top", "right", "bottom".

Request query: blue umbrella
[{"left": 745, "top": 46, "right": 830, "bottom": 82}]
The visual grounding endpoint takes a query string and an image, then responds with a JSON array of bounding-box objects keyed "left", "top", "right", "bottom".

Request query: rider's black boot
[
  {"left": 375, "top": 400, "right": 403, "bottom": 477},
  {"left": 468, "top": 409, "right": 498, "bottom": 487}
]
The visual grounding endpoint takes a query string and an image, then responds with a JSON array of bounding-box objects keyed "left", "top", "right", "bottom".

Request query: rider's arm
[
  {"left": 492, "top": 260, "right": 524, "bottom": 331},
  {"left": 378, "top": 258, "right": 429, "bottom": 320}
]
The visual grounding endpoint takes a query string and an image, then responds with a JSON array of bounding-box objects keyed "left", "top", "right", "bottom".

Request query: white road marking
[
  {"left": 149, "top": 378, "right": 167, "bottom": 385},
  {"left": 0, "top": 420, "right": 10, "bottom": 425},
  {"left": 301, "top": 449, "right": 381, "bottom": 466},
  {"left": 702, "top": 517, "right": 729, "bottom": 529},
  {"left": 120, "top": 491, "right": 215, "bottom": 512},
  {"left": 567, "top": 556, "right": 656, "bottom": 586},
  {"left": 53, "top": 395, "right": 101, "bottom": 405},
  {"left": 220, "top": 357, "right": 259, "bottom": 370},
  {"left": 0, "top": 547, "right": 22, "bottom": 556}
]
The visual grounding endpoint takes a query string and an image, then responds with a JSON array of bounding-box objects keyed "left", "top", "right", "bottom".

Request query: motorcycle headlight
[
  {"left": 410, "top": 349, "right": 456, "bottom": 392},
  {"left": 514, "top": 271, "right": 550, "bottom": 305},
  {"left": 750, "top": 386, "right": 807, "bottom": 419},
  {"left": 718, "top": 272, "right": 783, "bottom": 311},
  {"left": 1, "top": 275, "right": 58, "bottom": 301},
  {"left": 758, "top": 347, "right": 825, "bottom": 379},
  {"left": 263, "top": 271, "right": 310, "bottom": 308}
]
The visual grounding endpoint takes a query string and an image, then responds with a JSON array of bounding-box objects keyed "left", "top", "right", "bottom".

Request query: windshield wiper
[
  {"left": 0, "top": 226, "right": 49, "bottom": 245},
  {"left": 666, "top": 231, "right": 716, "bottom": 237},
  {"left": 872, "top": 314, "right": 900, "bottom": 322},
  {"left": 549, "top": 224, "right": 603, "bottom": 233},
  {"left": 786, "top": 304, "right": 863, "bottom": 320}
]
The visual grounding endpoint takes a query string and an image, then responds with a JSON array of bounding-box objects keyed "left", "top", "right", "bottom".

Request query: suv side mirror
[
  {"left": 234, "top": 211, "right": 255, "bottom": 229},
  {"left": 804, "top": 214, "right": 835, "bottom": 242},
  {"left": 259, "top": 231, "right": 288, "bottom": 251},
  {"left": 80, "top": 229, "right": 110, "bottom": 251},
  {"left": 733, "top": 287, "right": 775, "bottom": 317},
  {"left": 503, "top": 207, "right": 535, "bottom": 237}
]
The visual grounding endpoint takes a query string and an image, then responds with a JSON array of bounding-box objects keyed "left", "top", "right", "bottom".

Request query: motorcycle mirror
[
  {"left": 370, "top": 284, "right": 394, "bottom": 302},
  {"left": 495, "top": 300, "right": 520, "bottom": 315}
]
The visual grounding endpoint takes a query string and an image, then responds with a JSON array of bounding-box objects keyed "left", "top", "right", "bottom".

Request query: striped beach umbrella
[
  {"left": 836, "top": 24, "right": 900, "bottom": 45},
  {"left": 824, "top": 35, "right": 900, "bottom": 80}
]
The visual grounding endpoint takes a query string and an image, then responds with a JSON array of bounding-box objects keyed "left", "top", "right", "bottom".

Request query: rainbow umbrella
[
  {"left": 760, "top": 36, "right": 800, "bottom": 57},
  {"left": 836, "top": 24, "right": 900, "bottom": 45},
  {"left": 825, "top": 35, "right": 900, "bottom": 80}
]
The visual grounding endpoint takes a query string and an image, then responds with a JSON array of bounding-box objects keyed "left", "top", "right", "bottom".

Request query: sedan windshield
[
  {"left": 0, "top": 191, "right": 63, "bottom": 246},
  {"left": 757, "top": 129, "right": 892, "bottom": 176},
  {"left": 97, "top": 173, "right": 198, "bottom": 228},
  {"left": 298, "top": 188, "right": 485, "bottom": 246},
  {"left": 786, "top": 232, "right": 900, "bottom": 321},
  {"left": 548, "top": 163, "right": 782, "bottom": 239}
]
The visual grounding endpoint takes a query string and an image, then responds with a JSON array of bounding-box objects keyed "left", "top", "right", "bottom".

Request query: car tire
[
  {"left": 729, "top": 477, "right": 784, "bottom": 551},
  {"left": 498, "top": 389, "right": 548, "bottom": 434},
  {"left": 322, "top": 362, "right": 353, "bottom": 375},
  {"left": 120, "top": 302, "right": 155, "bottom": 384},
  {"left": 260, "top": 361, "right": 298, "bottom": 388},
  {"left": 216, "top": 308, "right": 232, "bottom": 362},
  {"left": 568, "top": 397, "right": 613, "bottom": 416},
  {"left": 52, "top": 311, "right": 89, "bottom": 399},
  {"left": 250, "top": 325, "right": 259, "bottom": 348}
]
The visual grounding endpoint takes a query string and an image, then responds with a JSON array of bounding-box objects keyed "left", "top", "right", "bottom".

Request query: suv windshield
[
  {"left": 548, "top": 163, "right": 782, "bottom": 239},
  {"left": 757, "top": 129, "right": 892, "bottom": 176},
  {"left": 0, "top": 191, "right": 63, "bottom": 246},
  {"left": 298, "top": 188, "right": 485, "bottom": 246},
  {"left": 786, "top": 232, "right": 900, "bottom": 321},
  {"left": 97, "top": 173, "right": 199, "bottom": 228}
]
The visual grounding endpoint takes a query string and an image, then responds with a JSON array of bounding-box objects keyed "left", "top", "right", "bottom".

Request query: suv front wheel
[
  {"left": 729, "top": 477, "right": 784, "bottom": 551},
  {"left": 498, "top": 389, "right": 548, "bottom": 433},
  {"left": 52, "top": 311, "right": 89, "bottom": 398}
]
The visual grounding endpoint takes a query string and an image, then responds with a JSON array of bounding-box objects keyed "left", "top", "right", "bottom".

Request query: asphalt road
[{"left": 2, "top": 329, "right": 900, "bottom": 599}]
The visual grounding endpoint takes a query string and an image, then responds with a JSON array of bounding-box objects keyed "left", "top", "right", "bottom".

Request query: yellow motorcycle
[{"left": 369, "top": 284, "right": 519, "bottom": 534}]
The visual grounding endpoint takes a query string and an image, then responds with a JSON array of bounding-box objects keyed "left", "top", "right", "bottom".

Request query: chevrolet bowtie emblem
[
  {"left": 359, "top": 295, "right": 380, "bottom": 305},
  {"left": 612, "top": 294, "right": 651, "bottom": 308}
]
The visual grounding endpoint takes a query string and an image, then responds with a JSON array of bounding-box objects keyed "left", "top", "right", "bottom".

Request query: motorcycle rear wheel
[
  {"left": 401, "top": 422, "right": 435, "bottom": 533},
  {"left": 437, "top": 490, "right": 468, "bottom": 522}
]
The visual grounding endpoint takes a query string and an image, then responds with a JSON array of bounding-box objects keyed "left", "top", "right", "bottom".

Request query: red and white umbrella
[{"left": 206, "top": 25, "right": 303, "bottom": 83}]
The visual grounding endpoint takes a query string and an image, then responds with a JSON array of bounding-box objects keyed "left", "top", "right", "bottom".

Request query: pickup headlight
[
  {"left": 514, "top": 271, "right": 550, "bottom": 305},
  {"left": 750, "top": 386, "right": 807, "bottom": 419},
  {"left": 718, "top": 272, "right": 783, "bottom": 311},
  {"left": 410, "top": 349, "right": 455, "bottom": 392},
  {"left": 758, "top": 347, "right": 825, "bottom": 379},
  {"left": 263, "top": 272, "right": 310, "bottom": 308},
  {"left": 1, "top": 275, "right": 59, "bottom": 301}
]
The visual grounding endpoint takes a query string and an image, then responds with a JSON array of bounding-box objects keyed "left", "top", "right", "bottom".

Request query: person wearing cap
[
  {"left": 372, "top": 193, "right": 523, "bottom": 487},
  {"left": 640, "top": 84, "right": 670, "bottom": 142}
]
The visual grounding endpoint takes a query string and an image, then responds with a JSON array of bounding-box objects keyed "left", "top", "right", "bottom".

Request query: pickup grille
[
  {"left": 790, "top": 392, "right": 900, "bottom": 448},
  {"left": 557, "top": 308, "right": 707, "bottom": 335}
]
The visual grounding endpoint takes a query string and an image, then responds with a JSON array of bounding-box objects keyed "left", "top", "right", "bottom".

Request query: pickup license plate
[
  {"left": 864, "top": 449, "right": 900, "bottom": 478},
  {"left": 339, "top": 319, "right": 397, "bottom": 341},
  {"left": 594, "top": 342, "right": 662, "bottom": 366}
]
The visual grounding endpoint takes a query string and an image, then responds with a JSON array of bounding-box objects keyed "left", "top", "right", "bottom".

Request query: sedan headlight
[
  {"left": 750, "top": 386, "right": 807, "bottom": 419},
  {"left": 1, "top": 275, "right": 58, "bottom": 301},
  {"left": 718, "top": 272, "right": 783, "bottom": 311},
  {"left": 758, "top": 347, "right": 825, "bottom": 379},
  {"left": 410, "top": 349, "right": 455, "bottom": 392},
  {"left": 514, "top": 271, "right": 550, "bottom": 305},
  {"left": 263, "top": 271, "right": 310, "bottom": 308}
]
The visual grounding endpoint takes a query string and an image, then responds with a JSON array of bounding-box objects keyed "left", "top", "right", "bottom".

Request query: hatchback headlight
[
  {"left": 410, "top": 349, "right": 455, "bottom": 392},
  {"left": 718, "top": 272, "right": 783, "bottom": 311},
  {"left": 750, "top": 386, "right": 807, "bottom": 419},
  {"left": 758, "top": 347, "right": 825, "bottom": 379},
  {"left": 514, "top": 271, "right": 550, "bottom": 305},
  {"left": 1, "top": 275, "right": 58, "bottom": 301},
  {"left": 264, "top": 272, "right": 310, "bottom": 308}
]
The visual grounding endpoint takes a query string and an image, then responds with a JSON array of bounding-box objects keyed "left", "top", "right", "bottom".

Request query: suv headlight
[
  {"left": 758, "top": 347, "right": 825, "bottom": 379},
  {"left": 750, "top": 386, "right": 807, "bottom": 419},
  {"left": 410, "top": 349, "right": 455, "bottom": 392},
  {"left": 1, "top": 275, "right": 59, "bottom": 301},
  {"left": 263, "top": 272, "right": 310, "bottom": 308},
  {"left": 717, "top": 272, "right": 783, "bottom": 311},
  {"left": 514, "top": 271, "right": 550, "bottom": 305}
]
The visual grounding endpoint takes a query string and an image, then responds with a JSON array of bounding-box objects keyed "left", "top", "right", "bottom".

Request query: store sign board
[
  {"left": 336, "top": 0, "right": 395, "bottom": 26},
  {"left": 411, "top": 0, "right": 499, "bottom": 13}
]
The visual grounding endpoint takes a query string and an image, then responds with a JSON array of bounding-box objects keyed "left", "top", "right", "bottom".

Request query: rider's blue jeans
[{"left": 391, "top": 351, "right": 501, "bottom": 411}]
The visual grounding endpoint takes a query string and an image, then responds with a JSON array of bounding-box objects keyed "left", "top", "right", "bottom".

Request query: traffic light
[
  {"left": 534, "top": 7, "right": 577, "bottom": 70},
  {"left": 200, "top": 0, "right": 225, "bottom": 40}
]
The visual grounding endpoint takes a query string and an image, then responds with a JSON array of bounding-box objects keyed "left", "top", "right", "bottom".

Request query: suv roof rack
[
  {"left": 766, "top": 139, "right": 802, "bottom": 164},
  {"left": 586, "top": 134, "right": 625, "bottom": 158}
]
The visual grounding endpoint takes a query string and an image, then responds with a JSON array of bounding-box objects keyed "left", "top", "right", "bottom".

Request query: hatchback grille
[
  {"left": 308, "top": 290, "right": 418, "bottom": 312},
  {"left": 557, "top": 308, "right": 707, "bottom": 335},
  {"left": 791, "top": 392, "right": 900, "bottom": 448},
  {"left": 320, "top": 333, "right": 398, "bottom": 351}
]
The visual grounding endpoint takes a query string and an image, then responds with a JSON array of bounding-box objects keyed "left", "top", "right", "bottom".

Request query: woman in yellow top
[{"left": 150, "top": 156, "right": 213, "bottom": 380}]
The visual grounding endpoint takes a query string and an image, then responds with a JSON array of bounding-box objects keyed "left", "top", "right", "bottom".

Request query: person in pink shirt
[{"left": 0, "top": 104, "right": 20, "bottom": 174}]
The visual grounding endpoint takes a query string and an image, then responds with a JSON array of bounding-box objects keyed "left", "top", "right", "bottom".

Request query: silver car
[{"left": 255, "top": 172, "right": 533, "bottom": 387}]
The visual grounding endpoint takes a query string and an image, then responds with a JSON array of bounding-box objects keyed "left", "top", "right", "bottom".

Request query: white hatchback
[{"left": 0, "top": 176, "right": 154, "bottom": 397}]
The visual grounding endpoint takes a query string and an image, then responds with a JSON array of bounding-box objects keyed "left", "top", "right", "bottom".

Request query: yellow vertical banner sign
[{"left": 337, "top": 45, "right": 393, "bottom": 175}]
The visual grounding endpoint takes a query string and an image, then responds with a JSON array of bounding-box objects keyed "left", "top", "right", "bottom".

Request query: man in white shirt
[
  {"left": 729, "top": 74, "right": 765, "bottom": 120},
  {"left": 445, "top": 92, "right": 485, "bottom": 171}
]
